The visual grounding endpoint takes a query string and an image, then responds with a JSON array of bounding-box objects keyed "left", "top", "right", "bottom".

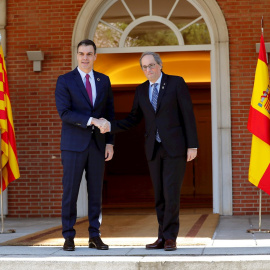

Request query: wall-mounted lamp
[{"left": 26, "top": 51, "right": 44, "bottom": 72}]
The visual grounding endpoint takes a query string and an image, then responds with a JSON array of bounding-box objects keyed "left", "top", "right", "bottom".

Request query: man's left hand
[
  {"left": 187, "top": 148, "right": 197, "bottom": 162},
  {"left": 105, "top": 144, "right": 114, "bottom": 161}
]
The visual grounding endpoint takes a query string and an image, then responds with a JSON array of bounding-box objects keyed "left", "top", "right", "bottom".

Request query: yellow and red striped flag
[
  {"left": 0, "top": 44, "right": 20, "bottom": 193},
  {"left": 247, "top": 34, "right": 270, "bottom": 194}
]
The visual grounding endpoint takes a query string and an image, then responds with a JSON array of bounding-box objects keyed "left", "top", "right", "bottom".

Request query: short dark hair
[{"left": 77, "top": 39, "right": 97, "bottom": 54}]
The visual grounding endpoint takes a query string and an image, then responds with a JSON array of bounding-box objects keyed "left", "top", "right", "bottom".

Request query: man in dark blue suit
[
  {"left": 55, "top": 39, "right": 114, "bottom": 251},
  {"left": 95, "top": 52, "right": 198, "bottom": 251}
]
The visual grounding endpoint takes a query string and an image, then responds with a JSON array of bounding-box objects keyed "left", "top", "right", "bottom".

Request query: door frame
[{"left": 74, "top": 0, "right": 232, "bottom": 216}]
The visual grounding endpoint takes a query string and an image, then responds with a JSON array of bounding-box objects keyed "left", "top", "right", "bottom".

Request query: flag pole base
[
  {"left": 0, "top": 229, "right": 15, "bottom": 234},
  {"left": 247, "top": 228, "right": 270, "bottom": 233}
]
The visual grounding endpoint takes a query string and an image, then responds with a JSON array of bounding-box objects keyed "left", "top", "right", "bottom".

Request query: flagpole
[
  {"left": 247, "top": 17, "right": 270, "bottom": 234},
  {"left": 0, "top": 130, "right": 4, "bottom": 234},
  {"left": 0, "top": 34, "right": 4, "bottom": 234},
  {"left": 247, "top": 189, "right": 270, "bottom": 233},
  {"left": 261, "top": 16, "right": 268, "bottom": 63},
  {"left": 0, "top": 34, "right": 15, "bottom": 234},
  {"left": 0, "top": 131, "right": 14, "bottom": 234},
  {"left": 259, "top": 189, "right": 262, "bottom": 230},
  {"left": 262, "top": 16, "right": 264, "bottom": 35}
]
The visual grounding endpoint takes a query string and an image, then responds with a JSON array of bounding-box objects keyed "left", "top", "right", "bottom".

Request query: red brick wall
[
  {"left": 5, "top": 0, "right": 270, "bottom": 217},
  {"left": 6, "top": 0, "right": 85, "bottom": 217},
  {"left": 216, "top": 0, "right": 270, "bottom": 215}
]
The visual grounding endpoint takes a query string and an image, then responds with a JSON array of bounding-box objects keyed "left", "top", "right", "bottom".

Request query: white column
[
  {"left": 0, "top": 0, "right": 6, "bottom": 55},
  {"left": 0, "top": 189, "right": 8, "bottom": 215}
]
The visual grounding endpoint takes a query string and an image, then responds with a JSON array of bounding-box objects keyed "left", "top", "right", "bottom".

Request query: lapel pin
[{"left": 97, "top": 78, "right": 100, "bottom": 81}]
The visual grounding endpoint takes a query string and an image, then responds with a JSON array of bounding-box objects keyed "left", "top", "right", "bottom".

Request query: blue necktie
[{"left": 151, "top": 83, "right": 161, "bottom": 142}]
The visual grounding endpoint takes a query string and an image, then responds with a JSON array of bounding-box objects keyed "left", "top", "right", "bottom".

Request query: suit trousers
[
  {"left": 148, "top": 142, "right": 186, "bottom": 240},
  {"left": 61, "top": 138, "right": 105, "bottom": 239}
]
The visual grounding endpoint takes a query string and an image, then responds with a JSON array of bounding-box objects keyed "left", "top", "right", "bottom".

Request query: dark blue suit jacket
[
  {"left": 111, "top": 73, "right": 198, "bottom": 160},
  {"left": 55, "top": 68, "right": 114, "bottom": 153}
]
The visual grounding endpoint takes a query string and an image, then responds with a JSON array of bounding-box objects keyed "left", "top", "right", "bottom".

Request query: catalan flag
[
  {"left": 247, "top": 34, "right": 270, "bottom": 194},
  {"left": 0, "top": 44, "right": 20, "bottom": 193}
]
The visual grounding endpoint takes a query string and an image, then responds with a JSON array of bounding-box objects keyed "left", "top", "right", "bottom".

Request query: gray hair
[{"left": 140, "top": 52, "right": 163, "bottom": 68}]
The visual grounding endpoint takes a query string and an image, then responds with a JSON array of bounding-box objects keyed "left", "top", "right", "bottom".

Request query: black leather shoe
[
  {"left": 146, "top": 238, "right": 165, "bottom": 249},
  {"left": 164, "top": 239, "right": 177, "bottom": 251},
  {"left": 89, "top": 236, "right": 109, "bottom": 250},
  {"left": 63, "top": 237, "right": 75, "bottom": 251}
]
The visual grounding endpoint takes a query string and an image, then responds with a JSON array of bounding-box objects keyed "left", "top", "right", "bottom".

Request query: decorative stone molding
[
  {"left": 0, "top": 0, "right": 6, "bottom": 55},
  {"left": 73, "top": 0, "right": 232, "bottom": 215},
  {"left": 256, "top": 42, "right": 270, "bottom": 53}
]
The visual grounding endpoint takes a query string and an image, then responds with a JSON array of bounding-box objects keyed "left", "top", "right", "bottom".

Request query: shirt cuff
[{"left": 87, "top": 117, "right": 93, "bottom": 126}]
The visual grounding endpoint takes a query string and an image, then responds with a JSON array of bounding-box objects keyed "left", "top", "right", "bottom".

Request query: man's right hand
[{"left": 91, "top": 118, "right": 110, "bottom": 133}]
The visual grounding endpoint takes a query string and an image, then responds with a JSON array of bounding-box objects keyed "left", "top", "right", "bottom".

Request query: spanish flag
[
  {"left": 247, "top": 34, "right": 270, "bottom": 194},
  {"left": 0, "top": 44, "right": 20, "bottom": 193}
]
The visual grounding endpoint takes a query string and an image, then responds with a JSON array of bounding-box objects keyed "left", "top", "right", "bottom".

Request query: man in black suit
[
  {"left": 55, "top": 39, "right": 114, "bottom": 251},
  {"left": 95, "top": 52, "right": 198, "bottom": 251}
]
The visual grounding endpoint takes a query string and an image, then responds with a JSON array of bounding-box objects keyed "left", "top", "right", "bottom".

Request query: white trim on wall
[
  {"left": 0, "top": 190, "right": 8, "bottom": 216},
  {"left": 0, "top": 0, "right": 6, "bottom": 56},
  {"left": 118, "top": 15, "right": 184, "bottom": 47}
]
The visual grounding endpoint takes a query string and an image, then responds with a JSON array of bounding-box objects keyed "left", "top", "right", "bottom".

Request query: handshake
[{"left": 92, "top": 118, "right": 110, "bottom": 134}]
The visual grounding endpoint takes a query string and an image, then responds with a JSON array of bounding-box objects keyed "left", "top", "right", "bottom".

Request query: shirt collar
[
  {"left": 77, "top": 67, "right": 94, "bottom": 80},
  {"left": 150, "top": 73, "right": 162, "bottom": 87}
]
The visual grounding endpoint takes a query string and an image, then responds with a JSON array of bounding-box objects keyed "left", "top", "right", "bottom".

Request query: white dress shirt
[
  {"left": 77, "top": 67, "right": 96, "bottom": 126},
  {"left": 149, "top": 74, "right": 162, "bottom": 101}
]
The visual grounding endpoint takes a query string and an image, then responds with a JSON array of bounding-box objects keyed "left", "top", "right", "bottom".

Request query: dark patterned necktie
[
  {"left": 85, "top": 74, "right": 93, "bottom": 106},
  {"left": 151, "top": 83, "right": 161, "bottom": 142}
]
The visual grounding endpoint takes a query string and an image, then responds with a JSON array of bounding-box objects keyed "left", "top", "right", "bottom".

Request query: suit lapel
[
  {"left": 142, "top": 81, "right": 155, "bottom": 113},
  {"left": 93, "top": 71, "right": 104, "bottom": 109},
  {"left": 73, "top": 68, "right": 93, "bottom": 107},
  {"left": 156, "top": 73, "right": 167, "bottom": 111},
  {"left": 142, "top": 73, "right": 167, "bottom": 114}
]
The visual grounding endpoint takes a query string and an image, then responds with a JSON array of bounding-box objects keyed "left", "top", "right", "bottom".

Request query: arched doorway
[
  {"left": 74, "top": 0, "right": 232, "bottom": 215},
  {"left": 95, "top": 51, "right": 212, "bottom": 209}
]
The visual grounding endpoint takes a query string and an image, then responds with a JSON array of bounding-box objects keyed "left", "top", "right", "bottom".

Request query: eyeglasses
[{"left": 142, "top": 63, "right": 156, "bottom": 71}]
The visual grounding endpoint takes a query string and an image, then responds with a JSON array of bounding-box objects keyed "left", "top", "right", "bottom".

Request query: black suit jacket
[
  {"left": 111, "top": 73, "right": 198, "bottom": 160},
  {"left": 55, "top": 68, "right": 115, "bottom": 152}
]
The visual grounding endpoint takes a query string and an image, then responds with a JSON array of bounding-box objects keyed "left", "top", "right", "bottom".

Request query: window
[{"left": 94, "top": 0, "right": 210, "bottom": 48}]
